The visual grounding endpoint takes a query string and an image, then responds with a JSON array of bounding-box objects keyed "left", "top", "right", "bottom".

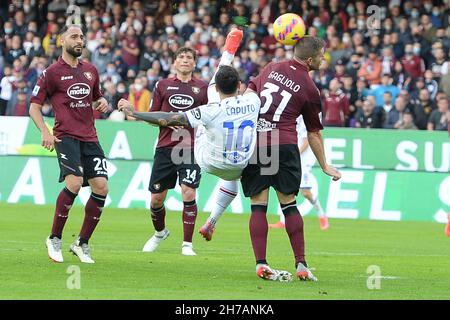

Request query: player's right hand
[
  {"left": 41, "top": 131, "right": 61, "bottom": 152},
  {"left": 117, "top": 98, "right": 134, "bottom": 116},
  {"left": 323, "top": 164, "right": 341, "bottom": 181}
]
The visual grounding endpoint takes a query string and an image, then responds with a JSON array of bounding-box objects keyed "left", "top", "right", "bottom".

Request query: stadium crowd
[{"left": 0, "top": 0, "right": 449, "bottom": 131}]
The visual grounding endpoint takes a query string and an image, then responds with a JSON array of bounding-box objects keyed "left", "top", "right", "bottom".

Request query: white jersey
[{"left": 185, "top": 92, "right": 261, "bottom": 180}]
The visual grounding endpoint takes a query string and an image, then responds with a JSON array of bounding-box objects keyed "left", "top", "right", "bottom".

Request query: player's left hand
[
  {"left": 117, "top": 98, "right": 134, "bottom": 117},
  {"left": 93, "top": 97, "right": 109, "bottom": 113},
  {"left": 323, "top": 164, "right": 341, "bottom": 181}
]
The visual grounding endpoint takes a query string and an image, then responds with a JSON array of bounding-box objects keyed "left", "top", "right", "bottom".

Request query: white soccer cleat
[
  {"left": 296, "top": 262, "right": 318, "bottom": 281},
  {"left": 70, "top": 240, "right": 95, "bottom": 264},
  {"left": 46, "top": 236, "right": 64, "bottom": 263},
  {"left": 142, "top": 229, "right": 170, "bottom": 252},
  {"left": 181, "top": 242, "right": 197, "bottom": 256},
  {"left": 256, "top": 264, "right": 292, "bottom": 282}
]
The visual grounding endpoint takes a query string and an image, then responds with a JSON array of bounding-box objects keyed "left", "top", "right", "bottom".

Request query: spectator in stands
[
  {"left": 322, "top": 78, "right": 350, "bottom": 127},
  {"left": 392, "top": 60, "right": 411, "bottom": 90},
  {"left": 384, "top": 95, "right": 408, "bottom": 129},
  {"left": 355, "top": 99, "right": 385, "bottom": 129},
  {"left": 9, "top": 89, "right": 28, "bottom": 117},
  {"left": 440, "top": 62, "right": 450, "bottom": 98},
  {"left": 127, "top": 77, "right": 151, "bottom": 116},
  {"left": 398, "top": 111, "right": 418, "bottom": 130},
  {"left": 121, "top": 26, "right": 140, "bottom": 73},
  {"left": 358, "top": 48, "right": 382, "bottom": 87},
  {"left": 424, "top": 69, "right": 439, "bottom": 101},
  {"left": 370, "top": 73, "right": 401, "bottom": 107},
  {"left": 427, "top": 97, "right": 449, "bottom": 131},
  {"left": 401, "top": 43, "right": 425, "bottom": 78},
  {"left": 413, "top": 88, "right": 435, "bottom": 130}
]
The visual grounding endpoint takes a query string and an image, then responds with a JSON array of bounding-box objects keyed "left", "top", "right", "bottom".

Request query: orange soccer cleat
[
  {"left": 199, "top": 221, "right": 215, "bottom": 241},
  {"left": 319, "top": 216, "right": 329, "bottom": 230},
  {"left": 445, "top": 215, "right": 450, "bottom": 237},
  {"left": 268, "top": 221, "right": 285, "bottom": 229},
  {"left": 224, "top": 28, "right": 244, "bottom": 55}
]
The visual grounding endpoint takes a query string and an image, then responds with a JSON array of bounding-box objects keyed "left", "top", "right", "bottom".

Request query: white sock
[
  {"left": 208, "top": 179, "right": 238, "bottom": 227},
  {"left": 219, "top": 51, "right": 234, "bottom": 67},
  {"left": 311, "top": 197, "right": 325, "bottom": 217},
  {"left": 278, "top": 207, "right": 285, "bottom": 223},
  {"left": 182, "top": 241, "right": 192, "bottom": 247},
  {"left": 155, "top": 229, "right": 166, "bottom": 237}
]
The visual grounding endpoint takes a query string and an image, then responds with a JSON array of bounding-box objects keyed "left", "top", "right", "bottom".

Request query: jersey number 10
[{"left": 222, "top": 120, "right": 255, "bottom": 161}]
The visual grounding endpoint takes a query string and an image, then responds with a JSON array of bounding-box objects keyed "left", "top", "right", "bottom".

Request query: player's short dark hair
[
  {"left": 174, "top": 47, "right": 197, "bottom": 61},
  {"left": 294, "top": 36, "right": 326, "bottom": 61},
  {"left": 60, "top": 24, "right": 84, "bottom": 36},
  {"left": 215, "top": 65, "right": 240, "bottom": 95}
]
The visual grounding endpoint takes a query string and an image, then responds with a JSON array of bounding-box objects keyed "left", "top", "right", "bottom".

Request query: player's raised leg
[
  {"left": 301, "top": 188, "right": 328, "bottom": 230},
  {"left": 199, "top": 179, "right": 238, "bottom": 241},
  {"left": 143, "top": 190, "right": 170, "bottom": 252},
  {"left": 70, "top": 176, "right": 108, "bottom": 264},
  {"left": 446, "top": 212, "right": 450, "bottom": 237},
  {"left": 46, "top": 174, "right": 82, "bottom": 263}
]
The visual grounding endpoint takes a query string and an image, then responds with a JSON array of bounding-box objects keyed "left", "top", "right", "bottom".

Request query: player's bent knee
[
  {"left": 90, "top": 178, "right": 109, "bottom": 195},
  {"left": 151, "top": 193, "right": 166, "bottom": 208},
  {"left": 180, "top": 185, "right": 196, "bottom": 202},
  {"left": 65, "top": 175, "right": 83, "bottom": 194}
]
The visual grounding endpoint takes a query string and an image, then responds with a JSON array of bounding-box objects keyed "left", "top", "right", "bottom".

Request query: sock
[
  {"left": 281, "top": 201, "right": 306, "bottom": 267},
  {"left": 208, "top": 179, "right": 238, "bottom": 227},
  {"left": 79, "top": 192, "right": 106, "bottom": 241},
  {"left": 311, "top": 197, "right": 325, "bottom": 217},
  {"left": 278, "top": 207, "right": 285, "bottom": 224},
  {"left": 219, "top": 51, "right": 234, "bottom": 66},
  {"left": 249, "top": 204, "right": 268, "bottom": 264},
  {"left": 51, "top": 187, "right": 77, "bottom": 239},
  {"left": 151, "top": 205, "right": 166, "bottom": 232},
  {"left": 183, "top": 200, "right": 198, "bottom": 242}
]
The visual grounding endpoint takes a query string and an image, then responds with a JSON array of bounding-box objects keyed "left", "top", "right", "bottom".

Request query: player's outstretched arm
[
  {"left": 118, "top": 99, "right": 191, "bottom": 127},
  {"left": 307, "top": 130, "right": 341, "bottom": 181}
]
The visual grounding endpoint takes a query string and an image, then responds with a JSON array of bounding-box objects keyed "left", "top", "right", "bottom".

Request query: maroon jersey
[
  {"left": 248, "top": 59, "right": 323, "bottom": 145},
  {"left": 30, "top": 57, "right": 103, "bottom": 142},
  {"left": 150, "top": 76, "right": 208, "bottom": 149}
]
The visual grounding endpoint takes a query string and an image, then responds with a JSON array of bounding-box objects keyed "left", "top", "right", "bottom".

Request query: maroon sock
[
  {"left": 151, "top": 205, "right": 166, "bottom": 232},
  {"left": 51, "top": 187, "right": 77, "bottom": 239},
  {"left": 282, "top": 201, "right": 306, "bottom": 266},
  {"left": 79, "top": 193, "right": 106, "bottom": 242},
  {"left": 183, "top": 200, "right": 197, "bottom": 242},
  {"left": 249, "top": 204, "right": 268, "bottom": 265}
]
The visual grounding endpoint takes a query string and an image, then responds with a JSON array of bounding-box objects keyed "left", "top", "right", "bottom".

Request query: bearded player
[{"left": 29, "top": 25, "right": 110, "bottom": 264}]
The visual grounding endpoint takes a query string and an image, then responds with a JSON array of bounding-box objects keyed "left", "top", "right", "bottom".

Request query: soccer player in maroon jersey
[
  {"left": 29, "top": 25, "right": 110, "bottom": 264},
  {"left": 240, "top": 36, "right": 342, "bottom": 281},
  {"left": 120, "top": 47, "right": 208, "bottom": 256}
]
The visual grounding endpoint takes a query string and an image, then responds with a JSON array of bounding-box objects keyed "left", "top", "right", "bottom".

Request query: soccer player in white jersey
[
  {"left": 118, "top": 28, "right": 260, "bottom": 203},
  {"left": 269, "top": 115, "right": 329, "bottom": 230}
]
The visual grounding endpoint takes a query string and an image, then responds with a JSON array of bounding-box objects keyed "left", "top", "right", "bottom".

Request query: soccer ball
[{"left": 273, "top": 13, "right": 306, "bottom": 46}]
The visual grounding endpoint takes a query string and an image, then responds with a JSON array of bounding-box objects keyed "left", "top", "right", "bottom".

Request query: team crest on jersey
[
  {"left": 83, "top": 72, "right": 93, "bottom": 81},
  {"left": 191, "top": 86, "right": 200, "bottom": 94}
]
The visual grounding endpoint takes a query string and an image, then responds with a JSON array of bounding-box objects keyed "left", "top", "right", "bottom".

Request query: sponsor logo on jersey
[
  {"left": 192, "top": 86, "right": 200, "bottom": 94},
  {"left": 256, "top": 119, "right": 276, "bottom": 132},
  {"left": 190, "top": 108, "right": 201, "bottom": 120},
  {"left": 67, "top": 83, "right": 91, "bottom": 100},
  {"left": 167, "top": 86, "right": 179, "bottom": 90},
  {"left": 168, "top": 94, "right": 194, "bottom": 110},
  {"left": 61, "top": 75, "right": 74, "bottom": 80},
  {"left": 83, "top": 72, "right": 93, "bottom": 81}
]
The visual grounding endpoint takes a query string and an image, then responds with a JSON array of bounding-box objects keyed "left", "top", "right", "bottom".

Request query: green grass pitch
[{"left": 0, "top": 202, "right": 449, "bottom": 300}]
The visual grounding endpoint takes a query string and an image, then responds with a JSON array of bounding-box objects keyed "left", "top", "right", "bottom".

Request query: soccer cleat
[
  {"left": 256, "top": 264, "right": 292, "bottom": 282},
  {"left": 199, "top": 221, "right": 215, "bottom": 241},
  {"left": 445, "top": 219, "right": 450, "bottom": 237},
  {"left": 46, "top": 236, "right": 64, "bottom": 263},
  {"left": 70, "top": 240, "right": 95, "bottom": 264},
  {"left": 224, "top": 28, "right": 244, "bottom": 55},
  {"left": 268, "top": 221, "right": 285, "bottom": 229},
  {"left": 296, "top": 262, "right": 318, "bottom": 281},
  {"left": 319, "top": 216, "right": 329, "bottom": 230},
  {"left": 142, "top": 229, "right": 170, "bottom": 252},
  {"left": 181, "top": 242, "right": 197, "bottom": 256}
]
